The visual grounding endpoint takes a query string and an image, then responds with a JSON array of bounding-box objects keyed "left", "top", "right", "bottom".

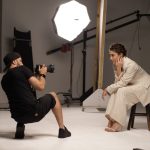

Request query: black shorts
[{"left": 15, "top": 94, "right": 56, "bottom": 124}]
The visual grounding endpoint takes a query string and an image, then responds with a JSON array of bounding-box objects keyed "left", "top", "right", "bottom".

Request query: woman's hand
[
  {"left": 115, "top": 57, "right": 123, "bottom": 76},
  {"left": 102, "top": 89, "right": 108, "bottom": 100},
  {"left": 115, "top": 57, "right": 123, "bottom": 69}
]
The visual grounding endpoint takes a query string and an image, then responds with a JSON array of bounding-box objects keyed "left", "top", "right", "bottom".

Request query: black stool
[{"left": 127, "top": 103, "right": 150, "bottom": 130}]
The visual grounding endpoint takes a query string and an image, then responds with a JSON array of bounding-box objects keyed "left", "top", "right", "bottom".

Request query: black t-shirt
[{"left": 1, "top": 66, "right": 37, "bottom": 118}]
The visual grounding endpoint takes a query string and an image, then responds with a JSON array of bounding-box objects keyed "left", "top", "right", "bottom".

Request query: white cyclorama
[{"left": 54, "top": 0, "right": 91, "bottom": 41}]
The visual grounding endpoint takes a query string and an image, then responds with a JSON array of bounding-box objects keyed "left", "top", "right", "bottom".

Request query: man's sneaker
[
  {"left": 58, "top": 126, "right": 71, "bottom": 138},
  {"left": 15, "top": 123, "right": 25, "bottom": 139}
]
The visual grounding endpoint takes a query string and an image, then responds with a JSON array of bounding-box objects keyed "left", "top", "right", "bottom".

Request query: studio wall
[{"left": 0, "top": 0, "right": 97, "bottom": 106}]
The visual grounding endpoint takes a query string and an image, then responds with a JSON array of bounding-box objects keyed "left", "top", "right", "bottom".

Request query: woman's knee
[
  {"left": 117, "top": 87, "right": 129, "bottom": 95},
  {"left": 117, "top": 87, "right": 135, "bottom": 98}
]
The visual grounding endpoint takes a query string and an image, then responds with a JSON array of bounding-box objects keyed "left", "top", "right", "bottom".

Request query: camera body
[{"left": 35, "top": 64, "right": 55, "bottom": 74}]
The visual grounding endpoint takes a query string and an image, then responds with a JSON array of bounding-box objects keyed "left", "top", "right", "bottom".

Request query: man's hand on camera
[{"left": 39, "top": 64, "right": 47, "bottom": 76}]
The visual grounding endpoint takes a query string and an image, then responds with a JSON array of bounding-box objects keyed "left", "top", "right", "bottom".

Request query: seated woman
[{"left": 102, "top": 43, "right": 150, "bottom": 132}]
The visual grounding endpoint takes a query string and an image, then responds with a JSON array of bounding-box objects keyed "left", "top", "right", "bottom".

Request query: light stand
[
  {"left": 70, "top": 43, "right": 73, "bottom": 99},
  {"left": 82, "top": 30, "right": 87, "bottom": 95},
  {"left": 57, "top": 43, "right": 78, "bottom": 107},
  {"left": 82, "top": 27, "right": 96, "bottom": 95}
]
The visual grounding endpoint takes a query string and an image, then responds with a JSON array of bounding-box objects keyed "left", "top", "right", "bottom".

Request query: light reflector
[{"left": 54, "top": 0, "right": 90, "bottom": 41}]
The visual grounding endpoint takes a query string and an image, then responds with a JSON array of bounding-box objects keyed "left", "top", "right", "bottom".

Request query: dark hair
[
  {"left": 3, "top": 52, "right": 21, "bottom": 71},
  {"left": 109, "top": 43, "right": 127, "bottom": 56}
]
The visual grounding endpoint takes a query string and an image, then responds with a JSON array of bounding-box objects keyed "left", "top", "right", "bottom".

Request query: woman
[{"left": 102, "top": 43, "right": 150, "bottom": 132}]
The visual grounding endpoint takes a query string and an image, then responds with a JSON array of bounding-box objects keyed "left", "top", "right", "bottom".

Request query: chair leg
[
  {"left": 15, "top": 123, "right": 25, "bottom": 139},
  {"left": 127, "top": 104, "right": 136, "bottom": 130},
  {"left": 131, "top": 105, "right": 136, "bottom": 128},
  {"left": 146, "top": 104, "right": 150, "bottom": 131}
]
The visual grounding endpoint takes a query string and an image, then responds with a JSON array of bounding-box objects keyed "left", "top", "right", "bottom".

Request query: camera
[{"left": 35, "top": 64, "right": 55, "bottom": 74}]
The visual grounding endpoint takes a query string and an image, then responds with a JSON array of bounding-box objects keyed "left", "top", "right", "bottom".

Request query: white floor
[{"left": 0, "top": 105, "right": 150, "bottom": 150}]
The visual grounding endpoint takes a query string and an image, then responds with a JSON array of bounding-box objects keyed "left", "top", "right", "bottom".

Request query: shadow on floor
[{"left": 0, "top": 131, "right": 57, "bottom": 139}]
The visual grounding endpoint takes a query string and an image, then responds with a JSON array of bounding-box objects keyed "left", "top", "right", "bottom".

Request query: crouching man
[{"left": 1, "top": 52, "right": 71, "bottom": 139}]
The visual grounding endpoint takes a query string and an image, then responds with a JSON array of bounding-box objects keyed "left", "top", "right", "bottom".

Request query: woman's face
[{"left": 109, "top": 50, "right": 122, "bottom": 65}]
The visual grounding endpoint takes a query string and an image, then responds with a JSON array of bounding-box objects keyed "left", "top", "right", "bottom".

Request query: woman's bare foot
[
  {"left": 105, "top": 122, "right": 122, "bottom": 132},
  {"left": 107, "top": 120, "right": 113, "bottom": 128}
]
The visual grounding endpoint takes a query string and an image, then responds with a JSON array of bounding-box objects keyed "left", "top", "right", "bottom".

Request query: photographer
[{"left": 1, "top": 52, "right": 71, "bottom": 139}]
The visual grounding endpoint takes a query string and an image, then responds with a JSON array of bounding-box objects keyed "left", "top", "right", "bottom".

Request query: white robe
[{"left": 106, "top": 57, "right": 150, "bottom": 126}]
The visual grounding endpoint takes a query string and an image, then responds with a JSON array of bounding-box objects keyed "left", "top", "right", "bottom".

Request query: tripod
[{"left": 57, "top": 43, "right": 76, "bottom": 107}]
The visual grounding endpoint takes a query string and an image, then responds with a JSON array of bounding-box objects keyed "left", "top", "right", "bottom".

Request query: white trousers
[{"left": 105, "top": 85, "right": 150, "bottom": 126}]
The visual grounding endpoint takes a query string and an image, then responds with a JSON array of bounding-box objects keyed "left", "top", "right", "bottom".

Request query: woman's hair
[{"left": 109, "top": 43, "right": 127, "bottom": 56}]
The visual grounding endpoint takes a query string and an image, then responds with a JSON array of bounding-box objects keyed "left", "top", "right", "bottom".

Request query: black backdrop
[{"left": 13, "top": 27, "right": 34, "bottom": 72}]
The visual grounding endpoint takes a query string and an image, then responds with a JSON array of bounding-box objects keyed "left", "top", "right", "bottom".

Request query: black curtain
[{"left": 13, "top": 27, "right": 34, "bottom": 72}]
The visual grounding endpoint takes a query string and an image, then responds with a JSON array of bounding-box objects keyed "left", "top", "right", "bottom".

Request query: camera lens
[
  {"left": 35, "top": 64, "right": 55, "bottom": 74},
  {"left": 47, "top": 64, "right": 55, "bottom": 73}
]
